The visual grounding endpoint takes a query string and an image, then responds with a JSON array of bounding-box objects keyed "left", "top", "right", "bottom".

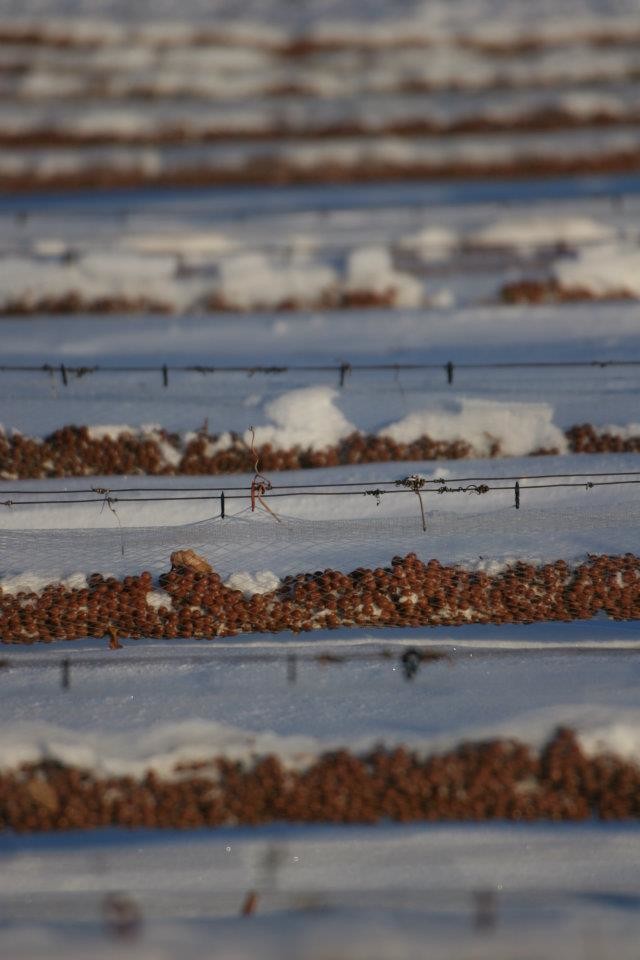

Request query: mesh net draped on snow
[
  {"left": 0, "top": 501, "right": 639, "bottom": 643},
  {"left": 0, "top": 500, "right": 638, "bottom": 579}
]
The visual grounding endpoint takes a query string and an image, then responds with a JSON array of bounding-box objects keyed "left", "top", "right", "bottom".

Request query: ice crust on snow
[{"left": 378, "top": 398, "right": 568, "bottom": 457}]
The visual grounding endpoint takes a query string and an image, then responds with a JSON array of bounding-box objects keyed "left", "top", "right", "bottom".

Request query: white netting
[{"left": 0, "top": 500, "right": 638, "bottom": 581}]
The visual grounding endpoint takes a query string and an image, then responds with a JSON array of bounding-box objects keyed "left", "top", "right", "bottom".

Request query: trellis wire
[
  {"left": 0, "top": 359, "right": 637, "bottom": 388},
  {"left": 1, "top": 475, "right": 640, "bottom": 510},
  {"left": 2, "top": 468, "right": 640, "bottom": 497},
  {"left": 5, "top": 645, "right": 640, "bottom": 693},
  {"left": 2, "top": 643, "right": 638, "bottom": 675},
  {"left": 0, "top": 646, "right": 447, "bottom": 674},
  {"left": 3, "top": 179, "right": 636, "bottom": 218},
  {"left": 0, "top": 884, "right": 586, "bottom": 934}
]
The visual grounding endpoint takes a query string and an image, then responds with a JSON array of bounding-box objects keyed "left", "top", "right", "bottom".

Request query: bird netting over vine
[
  {"left": 0, "top": 500, "right": 638, "bottom": 644},
  {"left": 0, "top": 499, "right": 638, "bottom": 580}
]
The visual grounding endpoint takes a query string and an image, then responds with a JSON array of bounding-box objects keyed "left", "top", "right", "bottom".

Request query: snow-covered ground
[
  {"left": 1, "top": 184, "right": 640, "bottom": 954},
  {"left": 3, "top": 631, "right": 640, "bottom": 770},
  {"left": 3, "top": 823, "right": 640, "bottom": 958},
  {"left": 2, "top": 0, "right": 640, "bottom": 954},
  {"left": 0, "top": 304, "right": 638, "bottom": 443},
  {"left": 0, "top": 625, "right": 638, "bottom": 957},
  {"left": 1, "top": 204, "right": 640, "bottom": 954},
  {"left": 2, "top": 193, "right": 640, "bottom": 314},
  {"left": 3, "top": 627, "right": 640, "bottom": 954},
  {"left": 1, "top": 0, "right": 640, "bottom": 192}
]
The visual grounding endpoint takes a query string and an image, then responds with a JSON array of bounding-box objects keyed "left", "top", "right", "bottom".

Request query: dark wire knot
[
  {"left": 395, "top": 474, "right": 426, "bottom": 492},
  {"left": 395, "top": 475, "right": 427, "bottom": 530},
  {"left": 436, "top": 483, "right": 490, "bottom": 495}
]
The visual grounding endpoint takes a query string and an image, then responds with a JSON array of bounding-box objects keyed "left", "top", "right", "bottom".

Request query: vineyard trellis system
[
  {"left": 1, "top": 472, "right": 640, "bottom": 514},
  {"left": 0, "top": 359, "right": 638, "bottom": 388},
  {"left": 2, "top": 184, "right": 635, "bottom": 217},
  {"left": 1, "top": 646, "right": 451, "bottom": 687},
  {"left": 3, "top": 644, "right": 640, "bottom": 691}
]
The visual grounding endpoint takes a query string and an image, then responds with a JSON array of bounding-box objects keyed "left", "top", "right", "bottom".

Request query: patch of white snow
[
  {"left": 224, "top": 570, "right": 281, "bottom": 597},
  {"left": 247, "top": 386, "right": 356, "bottom": 451},
  {"left": 379, "top": 398, "right": 567, "bottom": 457}
]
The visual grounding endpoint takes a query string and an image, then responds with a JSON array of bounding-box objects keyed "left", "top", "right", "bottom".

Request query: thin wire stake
[
  {"left": 339, "top": 362, "right": 352, "bottom": 387},
  {"left": 240, "top": 891, "right": 259, "bottom": 917},
  {"left": 473, "top": 890, "right": 497, "bottom": 931},
  {"left": 401, "top": 647, "right": 421, "bottom": 680},
  {"left": 248, "top": 425, "right": 281, "bottom": 523},
  {"left": 415, "top": 489, "right": 426, "bottom": 531},
  {"left": 287, "top": 654, "right": 298, "bottom": 684},
  {"left": 162, "top": 364, "right": 169, "bottom": 387},
  {"left": 220, "top": 491, "right": 225, "bottom": 519},
  {"left": 396, "top": 475, "right": 427, "bottom": 531},
  {"left": 446, "top": 361, "right": 454, "bottom": 385},
  {"left": 94, "top": 487, "right": 126, "bottom": 555},
  {"left": 515, "top": 481, "right": 521, "bottom": 510},
  {"left": 60, "top": 363, "right": 68, "bottom": 387}
]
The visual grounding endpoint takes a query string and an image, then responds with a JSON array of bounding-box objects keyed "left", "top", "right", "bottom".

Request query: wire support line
[
  {"left": 4, "top": 646, "right": 640, "bottom": 674},
  {"left": 0, "top": 358, "right": 637, "bottom": 391},
  {"left": 0, "top": 649, "right": 446, "bottom": 671},
  {"left": 1, "top": 477, "right": 640, "bottom": 508},
  {"left": 2, "top": 469, "right": 640, "bottom": 497},
  {"left": 3, "top": 188, "right": 636, "bottom": 220},
  {"left": 0, "top": 359, "right": 638, "bottom": 379},
  {"left": 0, "top": 361, "right": 638, "bottom": 372}
]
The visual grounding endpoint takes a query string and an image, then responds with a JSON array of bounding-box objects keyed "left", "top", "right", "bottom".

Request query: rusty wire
[{"left": 0, "top": 475, "right": 638, "bottom": 510}]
